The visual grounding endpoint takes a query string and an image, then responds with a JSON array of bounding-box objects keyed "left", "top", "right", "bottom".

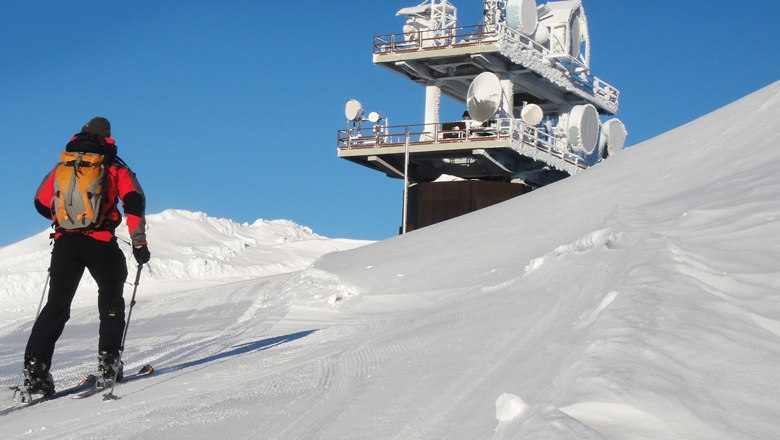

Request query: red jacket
[{"left": 35, "top": 139, "right": 147, "bottom": 246}]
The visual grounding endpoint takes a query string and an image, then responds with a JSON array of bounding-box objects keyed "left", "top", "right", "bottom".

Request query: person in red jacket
[{"left": 22, "top": 117, "right": 150, "bottom": 396}]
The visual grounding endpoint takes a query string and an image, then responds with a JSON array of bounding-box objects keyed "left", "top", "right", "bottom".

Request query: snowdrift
[{"left": 1, "top": 81, "right": 779, "bottom": 439}]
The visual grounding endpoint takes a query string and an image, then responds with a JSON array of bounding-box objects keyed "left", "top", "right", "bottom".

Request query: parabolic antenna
[
  {"left": 506, "top": 0, "right": 538, "bottom": 36},
  {"left": 396, "top": 4, "right": 430, "bottom": 17},
  {"left": 466, "top": 72, "right": 502, "bottom": 123},
  {"left": 520, "top": 103, "right": 544, "bottom": 126},
  {"left": 345, "top": 99, "right": 364, "bottom": 122},
  {"left": 569, "top": 9, "right": 582, "bottom": 58},
  {"left": 601, "top": 118, "right": 628, "bottom": 157},
  {"left": 533, "top": 24, "right": 550, "bottom": 46},
  {"left": 368, "top": 111, "right": 381, "bottom": 123},
  {"left": 566, "top": 104, "right": 599, "bottom": 154}
]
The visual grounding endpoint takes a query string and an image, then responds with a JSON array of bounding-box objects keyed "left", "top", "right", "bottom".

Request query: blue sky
[{"left": 1, "top": 0, "right": 778, "bottom": 246}]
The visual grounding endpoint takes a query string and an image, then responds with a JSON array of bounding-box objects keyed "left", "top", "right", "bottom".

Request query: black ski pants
[{"left": 25, "top": 234, "right": 127, "bottom": 368}]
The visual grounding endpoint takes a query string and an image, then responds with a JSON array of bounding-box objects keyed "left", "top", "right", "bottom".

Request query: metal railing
[
  {"left": 498, "top": 25, "right": 619, "bottom": 106},
  {"left": 374, "top": 24, "right": 619, "bottom": 110},
  {"left": 337, "top": 118, "right": 587, "bottom": 171},
  {"left": 509, "top": 119, "right": 587, "bottom": 170},
  {"left": 338, "top": 120, "right": 509, "bottom": 149},
  {"left": 373, "top": 24, "right": 499, "bottom": 54}
]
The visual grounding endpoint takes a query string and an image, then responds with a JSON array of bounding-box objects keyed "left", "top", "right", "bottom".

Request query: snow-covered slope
[
  {"left": 0, "top": 209, "right": 369, "bottom": 315},
  {"left": 1, "top": 81, "right": 779, "bottom": 439}
]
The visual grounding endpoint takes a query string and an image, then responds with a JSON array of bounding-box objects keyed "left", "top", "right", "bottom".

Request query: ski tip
[{"left": 139, "top": 364, "right": 154, "bottom": 374}]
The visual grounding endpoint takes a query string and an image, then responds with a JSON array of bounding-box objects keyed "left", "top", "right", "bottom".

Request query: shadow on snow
[{"left": 151, "top": 329, "right": 317, "bottom": 377}]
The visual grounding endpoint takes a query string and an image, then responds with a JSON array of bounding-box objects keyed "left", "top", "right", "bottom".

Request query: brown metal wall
[{"left": 404, "top": 181, "right": 527, "bottom": 232}]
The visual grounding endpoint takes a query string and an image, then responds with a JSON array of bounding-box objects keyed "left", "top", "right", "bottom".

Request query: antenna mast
[{"left": 483, "top": 0, "right": 504, "bottom": 30}]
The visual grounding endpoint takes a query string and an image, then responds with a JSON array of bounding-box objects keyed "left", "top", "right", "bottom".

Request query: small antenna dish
[
  {"left": 601, "top": 118, "right": 627, "bottom": 157},
  {"left": 566, "top": 104, "right": 599, "bottom": 154},
  {"left": 345, "top": 99, "right": 364, "bottom": 122},
  {"left": 368, "top": 111, "right": 381, "bottom": 123},
  {"left": 506, "top": 0, "right": 538, "bottom": 35},
  {"left": 520, "top": 103, "right": 544, "bottom": 126},
  {"left": 466, "top": 72, "right": 502, "bottom": 123}
]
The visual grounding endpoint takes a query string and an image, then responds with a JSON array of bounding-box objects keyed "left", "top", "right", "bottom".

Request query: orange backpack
[{"left": 52, "top": 151, "right": 107, "bottom": 230}]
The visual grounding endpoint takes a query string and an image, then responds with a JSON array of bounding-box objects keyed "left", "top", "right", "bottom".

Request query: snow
[
  {"left": 1, "top": 80, "right": 779, "bottom": 439},
  {"left": 495, "top": 393, "right": 528, "bottom": 429},
  {"left": 0, "top": 209, "right": 368, "bottom": 318}
]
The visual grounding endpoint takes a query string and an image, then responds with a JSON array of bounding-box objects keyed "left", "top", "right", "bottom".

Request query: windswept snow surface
[{"left": 2, "top": 81, "right": 780, "bottom": 439}]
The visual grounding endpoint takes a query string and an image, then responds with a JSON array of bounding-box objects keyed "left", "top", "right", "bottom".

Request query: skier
[{"left": 22, "top": 117, "right": 150, "bottom": 396}]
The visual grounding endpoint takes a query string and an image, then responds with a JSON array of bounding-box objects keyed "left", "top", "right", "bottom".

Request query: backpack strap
[{"left": 113, "top": 155, "right": 129, "bottom": 168}]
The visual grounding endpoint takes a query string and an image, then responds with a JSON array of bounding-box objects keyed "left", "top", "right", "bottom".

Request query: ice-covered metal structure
[{"left": 337, "top": 0, "right": 627, "bottom": 230}]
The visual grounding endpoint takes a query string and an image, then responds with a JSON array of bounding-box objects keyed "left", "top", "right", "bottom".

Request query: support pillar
[
  {"left": 424, "top": 81, "right": 441, "bottom": 140},
  {"left": 501, "top": 78, "right": 514, "bottom": 117}
]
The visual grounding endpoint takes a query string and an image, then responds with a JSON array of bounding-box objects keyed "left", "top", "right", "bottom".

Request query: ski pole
[
  {"left": 11, "top": 264, "right": 52, "bottom": 400},
  {"left": 33, "top": 270, "right": 51, "bottom": 321},
  {"left": 33, "top": 242, "right": 55, "bottom": 321},
  {"left": 104, "top": 263, "right": 143, "bottom": 401}
]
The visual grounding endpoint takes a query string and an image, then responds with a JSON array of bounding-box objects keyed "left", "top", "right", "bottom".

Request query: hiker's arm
[
  {"left": 116, "top": 167, "right": 147, "bottom": 247},
  {"left": 33, "top": 170, "right": 55, "bottom": 220}
]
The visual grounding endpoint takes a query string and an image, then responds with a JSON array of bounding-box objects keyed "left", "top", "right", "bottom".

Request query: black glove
[{"left": 133, "top": 243, "right": 151, "bottom": 265}]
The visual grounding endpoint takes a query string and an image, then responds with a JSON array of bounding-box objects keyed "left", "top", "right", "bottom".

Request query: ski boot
[
  {"left": 98, "top": 351, "right": 124, "bottom": 383},
  {"left": 22, "top": 357, "right": 55, "bottom": 398}
]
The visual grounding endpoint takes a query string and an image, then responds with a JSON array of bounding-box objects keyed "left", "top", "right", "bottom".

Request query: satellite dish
[
  {"left": 566, "top": 104, "right": 599, "bottom": 154},
  {"left": 345, "top": 99, "right": 364, "bottom": 122},
  {"left": 396, "top": 4, "right": 431, "bottom": 17},
  {"left": 520, "top": 103, "right": 544, "bottom": 126},
  {"left": 466, "top": 72, "right": 502, "bottom": 123},
  {"left": 533, "top": 24, "right": 550, "bottom": 46},
  {"left": 569, "top": 10, "right": 582, "bottom": 58},
  {"left": 601, "top": 118, "right": 627, "bottom": 157},
  {"left": 368, "top": 111, "right": 381, "bottom": 123},
  {"left": 506, "top": 0, "right": 538, "bottom": 36}
]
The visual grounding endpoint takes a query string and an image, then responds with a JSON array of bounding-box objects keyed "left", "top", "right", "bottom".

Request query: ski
[
  {"left": 72, "top": 364, "right": 154, "bottom": 400},
  {"left": 1, "top": 374, "right": 97, "bottom": 417}
]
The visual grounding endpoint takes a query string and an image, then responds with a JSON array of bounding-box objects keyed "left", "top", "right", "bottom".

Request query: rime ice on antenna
[{"left": 337, "top": 0, "right": 628, "bottom": 232}]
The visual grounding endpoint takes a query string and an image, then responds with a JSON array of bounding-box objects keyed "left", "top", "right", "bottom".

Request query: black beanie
[{"left": 81, "top": 117, "right": 111, "bottom": 138}]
